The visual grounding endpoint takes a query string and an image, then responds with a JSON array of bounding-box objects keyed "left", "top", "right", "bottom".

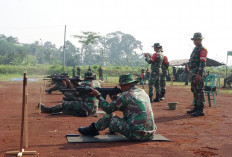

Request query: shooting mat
[{"left": 66, "top": 134, "right": 171, "bottom": 143}]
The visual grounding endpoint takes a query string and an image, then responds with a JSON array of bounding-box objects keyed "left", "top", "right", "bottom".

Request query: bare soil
[{"left": 0, "top": 81, "right": 231, "bottom": 157}]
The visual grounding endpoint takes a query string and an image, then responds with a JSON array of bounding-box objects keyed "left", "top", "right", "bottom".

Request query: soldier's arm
[
  {"left": 97, "top": 93, "right": 128, "bottom": 114},
  {"left": 145, "top": 53, "right": 157, "bottom": 64},
  {"left": 163, "top": 56, "right": 169, "bottom": 68},
  {"left": 198, "top": 48, "right": 207, "bottom": 76}
]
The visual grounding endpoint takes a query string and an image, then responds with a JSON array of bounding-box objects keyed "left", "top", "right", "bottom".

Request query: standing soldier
[
  {"left": 72, "top": 66, "right": 76, "bottom": 78},
  {"left": 160, "top": 49, "right": 169, "bottom": 100},
  {"left": 186, "top": 32, "right": 207, "bottom": 116},
  {"left": 88, "top": 66, "right": 92, "bottom": 72},
  {"left": 184, "top": 64, "right": 190, "bottom": 85},
  {"left": 144, "top": 43, "right": 164, "bottom": 103},
  {"left": 77, "top": 66, "right": 81, "bottom": 76},
  {"left": 98, "top": 66, "right": 104, "bottom": 81}
]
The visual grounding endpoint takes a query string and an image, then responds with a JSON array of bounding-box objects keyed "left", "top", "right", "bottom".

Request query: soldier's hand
[
  {"left": 195, "top": 74, "right": 202, "bottom": 84},
  {"left": 89, "top": 88, "right": 101, "bottom": 96},
  {"left": 110, "top": 95, "right": 118, "bottom": 101},
  {"left": 144, "top": 53, "right": 148, "bottom": 57}
]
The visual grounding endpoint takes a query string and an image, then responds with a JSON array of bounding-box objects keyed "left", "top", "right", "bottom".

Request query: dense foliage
[{"left": 0, "top": 31, "right": 145, "bottom": 67}]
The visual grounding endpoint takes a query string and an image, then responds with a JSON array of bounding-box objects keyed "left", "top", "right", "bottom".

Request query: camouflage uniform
[
  {"left": 72, "top": 67, "right": 76, "bottom": 77},
  {"left": 77, "top": 67, "right": 81, "bottom": 76},
  {"left": 188, "top": 33, "right": 207, "bottom": 115},
  {"left": 95, "top": 85, "right": 156, "bottom": 141},
  {"left": 160, "top": 55, "right": 169, "bottom": 99},
  {"left": 41, "top": 72, "right": 101, "bottom": 117},
  {"left": 78, "top": 74, "right": 156, "bottom": 141},
  {"left": 46, "top": 81, "right": 67, "bottom": 94},
  {"left": 98, "top": 67, "right": 104, "bottom": 81},
  {"left": 46, "top": 79, "right": 101, "bottom": 116},
  {"left": 145, "top": 44, "right": 164, "bottom": 102}
]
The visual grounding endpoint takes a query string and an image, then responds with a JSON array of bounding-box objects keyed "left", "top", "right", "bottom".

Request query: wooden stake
[
  {"left": 24, "top": 90, "right": 28, "bottom": 148},
  {"left": 43, "top": 81, "right": 46, "bottom": 103},
  {"left": 20, "top": 73, "right": 27, "bottom": 151},
  {"left": 5, "top": 73, "right": 37, "bottom": 156}
]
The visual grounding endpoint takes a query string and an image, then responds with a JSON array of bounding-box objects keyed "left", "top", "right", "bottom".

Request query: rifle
[
  {"left": 61, "top": 86, "right": 121, "bottom": 99},
  {"left": 50, "top": 77, "right": 83, "bottom": 83}
]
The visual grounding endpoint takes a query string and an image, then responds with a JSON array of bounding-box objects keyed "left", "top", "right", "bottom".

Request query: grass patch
[{"left": 220, "top": 88, "right": 232, "bottom": 94}]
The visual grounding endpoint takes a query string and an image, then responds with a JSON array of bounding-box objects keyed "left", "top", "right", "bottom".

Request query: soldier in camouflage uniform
[
  {"left": 62, "top": 76, "right": 82, "bottom": 101},
  {"left": 40, "top": 71, "right": 101, "bottom": 117},
  {"left": 98, "top": 66, "right": 104, "bottom": 81},
  {"left": 78, "top": 74, "right": 156, "bottom": 141},
  {"left": 72, "top": 66, "right": 76, "bottom": 78},
  {"left": 77, "top": 66, "right": 81, "bottom": 76},
  {"left": 144, "top": 43, "right": 164, "bottom": 102},
  {"left": 186, "top": 33, "right": 207, "bottom": 116},
  {"left": 45, "top": 79, "right": 67, "bottom": 94},
  {"left": 160, "top": 49, "right": 169, "bottom": 100}
]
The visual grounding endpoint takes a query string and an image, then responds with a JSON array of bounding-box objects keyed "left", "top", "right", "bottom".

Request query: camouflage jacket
[
  {"left": 78, "top": 80, "right": 101, "bottom": 114},
  {"left": 161, "top": 55, "right": 169, "bottom": 76},
  {"left": 98, "top": 85, "right": 156, "bottom": 138},
  {"left": 189, "top": 45, "right": 207, "bottom": 76},
  {"left": 145, "top": 52, "right": 164, "bottom": 74}
]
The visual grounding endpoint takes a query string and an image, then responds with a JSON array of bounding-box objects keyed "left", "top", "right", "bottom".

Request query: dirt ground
[{"left": 0, "top": 80, "right": 232, "bottom": 157}]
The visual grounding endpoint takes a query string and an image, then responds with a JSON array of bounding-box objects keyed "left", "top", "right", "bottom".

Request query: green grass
[{"left": 220, "top": 88, "right": 232, "bottom": 94}]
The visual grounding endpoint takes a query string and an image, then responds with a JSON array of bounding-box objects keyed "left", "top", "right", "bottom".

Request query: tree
[{"left": 73, "top": 32, "right": 102, "bottom": 65}]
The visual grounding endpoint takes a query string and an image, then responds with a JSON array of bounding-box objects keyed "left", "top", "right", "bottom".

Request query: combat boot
[
  {"left": 78, "top": 123, "right": 99, "bottom": 136},
  {"left": 45, "top": 89, "right": 52, "bottom": 94},
  {"left": 160, "top": 91, "right": 165, "bottom": 101},
  {"left": 186, "top": 107, "right": 198, "bottom": 114},
  {"left": 192, "top": 109, "right": 205, "bottom": 116},
  {"left": 39, "top": 103, "right": 52, "bottom": 113},
  {"left": 153, "top": 92, "right": 160, "bottom": 102}
]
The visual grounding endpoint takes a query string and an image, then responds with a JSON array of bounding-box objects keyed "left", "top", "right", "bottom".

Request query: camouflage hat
[
  {"left": 84, "top": 71, "right": 96, "bottom": 79},
  {"left": 152, "top": 43, "right": 162, "bottom": 48},
  {"left": 118, "top": 74, "right": 139, "bottom": 85},
  {"left": 191, "top": 32, "right": 204, "bottom": 40}
]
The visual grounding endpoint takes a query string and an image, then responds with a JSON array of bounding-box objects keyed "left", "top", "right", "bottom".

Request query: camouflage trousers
[
  {"left": 148, "top": 74, "right": 160, "bottom": 98},
  {"left": 63, "top": 91, "right": 75, "bottom": 101},
  {"left": 51, "top": 101, "right": 97, "bottom": 117},
  {"left": 191, "top": 76, "right": 205, "bottom": 109},
  {"left": 95, "top": 113, "right": 153, "bottom": 141},
  {"left": 160, "top": 75, "right": 166, "bottom": 93}
]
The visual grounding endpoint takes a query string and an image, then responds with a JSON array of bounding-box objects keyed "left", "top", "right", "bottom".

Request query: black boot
[
  {"left": 160, "top": 91, "right": 165, "bottom": 101},
  {"left": 45, "top": 89, "right": 52, "bottom": 94},
  {"left": 78, "top": 123, "right": 99, "bottom": 136},
  {"left": 186, "top": 107, "right": 198, "bottom": 114},
  {"left": 192, "top": 108, "right": 205, "bottom": 116},
  {"left": 39, "top": 103, "right": 52, "bottom": 113},
  {"left": 153, "top": 92, "right": 160, "bottom": 102}
]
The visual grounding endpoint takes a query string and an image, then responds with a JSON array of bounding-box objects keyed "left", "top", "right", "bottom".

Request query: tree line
[{"left": 0, "top": 31, "right": 146, "bottom": 67}]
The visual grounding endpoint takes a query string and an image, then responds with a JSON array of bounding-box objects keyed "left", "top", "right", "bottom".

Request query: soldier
[
  {"left": 144, "top": 43, "right": 164, "bottom": 103},
  {"left": 88, "top": 66, "right": 92, "bottom": 72},
  {"left": 186, "top": 32, "right": 207, "bottom": 116},
  {"left": 40, "top": 71, "right": 101, "bottom": 117},
  {"left": 98, "top": 66, "right": 104, "bottom": 81},
  {"left": 45, "top": 78, "right": 67, "bottom": 94},
  {"left": 78, "top": 74, "right": 156, "bottom": 141},
  {"left": 77, "top": 66, "right": 81, "bottom": 76},
  {"left": 184, "top": 64, "right": 190, "bottom": 85},
  {"left": 222, "top": 74, "right": 232, "bottom": 88},
  {"left": 72, "top": 66, "right": 76, "bottom": 78},
  {"left": 160, "top": 50, "right": 169, "bottom": 100}
]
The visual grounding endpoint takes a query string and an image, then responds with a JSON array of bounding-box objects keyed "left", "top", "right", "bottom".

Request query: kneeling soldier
[
  {"left": 39, "top": 71, "right": 101, "bottom": 117},
  {"left": 78, "top": 74, "right": 157, "bottom": 141}
]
